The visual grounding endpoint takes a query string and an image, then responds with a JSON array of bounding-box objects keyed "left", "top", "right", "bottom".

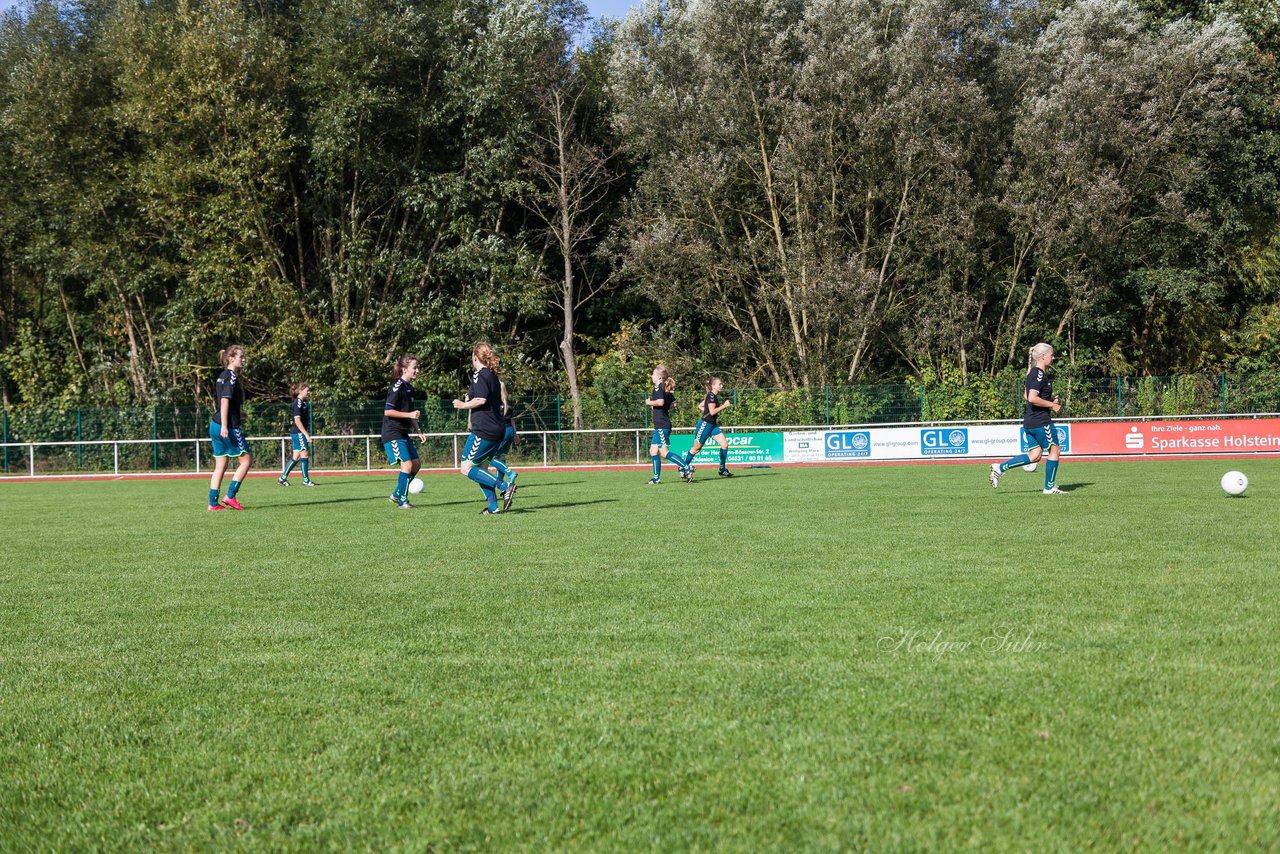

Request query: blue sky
[{"left": 0, "top": 1, "right": 640, "bottom": 20}]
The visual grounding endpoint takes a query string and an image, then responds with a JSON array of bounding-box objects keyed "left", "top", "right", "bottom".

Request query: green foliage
[{"left": 0, "top": 0, "right": 1277, "bottom": 410}]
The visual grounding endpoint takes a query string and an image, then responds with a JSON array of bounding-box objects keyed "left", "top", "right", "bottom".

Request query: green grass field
[{"left": 3, "top": 460, "right": 1279, "bottom": 851}]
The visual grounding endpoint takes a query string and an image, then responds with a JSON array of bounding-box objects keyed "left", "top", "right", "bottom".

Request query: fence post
[
  {"left": 365, "top": 437, "right": 371, "bottom": 471},
  {"left": 1221, "top": 373, "right": 1227, "bottom": 414},
  {"left": 635, "top": 430, "right": 640, "bottom": 464},
  {"left": 113, "top": 442, "right": 118, "bottom": 476},
  {"left": 29, "top": 443, "right": 35, "bottom": 476},
  {"left": 152, "top": 406, "right": 158, "bottom": 471},
  {"left": 919, "top": 383, "right": 925, "bottom": 421},
  {"left": 557, "top": 394, "right": 562, "bottom": 463},
  {"left": 195, "top": 439, "right": 200, "bottom": 474},
  {"left": 77, "top": 408, "right": 82, "bottom": 470},
  {"left": 2, "top": 409, "right": 7, "bottom": 473},
  {"left": 1117, "top": 378, "right": 1123, "bottom": 417},
  {"left": 824, "top": 385, "right": 830, "bottom": 426},
  {"left": 542, "top": 432, "right": 548, "bottom": 467}
]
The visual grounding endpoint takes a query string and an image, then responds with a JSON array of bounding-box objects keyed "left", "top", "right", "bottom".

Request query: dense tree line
[{"left": 0, "top": 0, "right": 1276, "bottom": 419}]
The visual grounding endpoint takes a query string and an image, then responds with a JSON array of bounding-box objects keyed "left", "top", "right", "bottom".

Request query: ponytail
[
  {"left": 289, "top": 382, "right": 310, "bottom": 399},
  {"left": 1028, "top": 343, "right": 1053, "bottom": 371},
  {"left": 218, "top": 345, "right": 244, "bottom": 368},
  {"left": 663, "top": 376, "right": 676, "bottom": 393},
  {"left": 473, "top": 342, "right": 500, "bottom": 373}
]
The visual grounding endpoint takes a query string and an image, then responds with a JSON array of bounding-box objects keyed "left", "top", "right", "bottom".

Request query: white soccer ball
[
  {"left": 1220, "top": 471, "right": 1247, "bottom": 496},
  {"left": 408, "top": 477, "right": 425, "bottom": 494},
  {"left": 1022, "top": 462, "right": 1038, "bottom": 472}
]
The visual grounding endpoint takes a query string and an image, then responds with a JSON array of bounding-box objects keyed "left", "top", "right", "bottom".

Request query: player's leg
[
  {"left": 461, "top": 435, "right": 501, "bottom": 513},
  {"left": 299, "top": 442, "right": 313, "bottom": 485},
  {"left": 222, "top": 431, "right": 252, "bottom": 509},
  {"left": 991, "top": 430, "right": 1036, "bottom": 488},
  {"left": 714, "top": 431, "right": 732, "bottom": 476},
  {"left": 1043, "top": 439, "right": 1062, "bottom": 494}
]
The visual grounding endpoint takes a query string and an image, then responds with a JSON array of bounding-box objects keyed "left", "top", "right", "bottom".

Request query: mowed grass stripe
[{"left": 2, "top": 461, "right": 1278, "bottom": 850}]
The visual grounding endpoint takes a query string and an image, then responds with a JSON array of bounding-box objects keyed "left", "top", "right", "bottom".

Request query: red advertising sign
[{"left": 1070, "top": 418, "right": 1280, "bottom": 456}]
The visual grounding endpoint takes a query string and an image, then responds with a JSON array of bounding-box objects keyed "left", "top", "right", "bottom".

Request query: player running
[
  {"left": 673, "top": 377, "right": 733, "bottom": 479},
  {"left": 279, "top": 382, "right": 317, "bottom": 487},
  {"left": 382, "top": 355, "right": 425, "bottom": 510},
  {"left": 990, "top": 343, "right": 1065, "bottom": 495},
  {"left": 453, "top": 343, "right": 508, "bottom": 514},
  {"left": 645, "top": 365, "right": 692, "bottom": 484},
  {"left": 208, "top": 345, "right": 252, "bottom": 511}
]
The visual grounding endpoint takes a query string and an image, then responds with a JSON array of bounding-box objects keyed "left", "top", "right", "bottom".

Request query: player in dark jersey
[
  {"left": 208, "top": 345, "right": 252, "bottom": 510},
  {"left": 278, "top": 382, "right": 316, "bottom": 487},
  {"left": 644, "top": 365, "right": 692, "bottom": 484},
  {"left": 673, "top": 376, "right": 733, "bottom": 480},
  {"left": 382, "top": 355, "right": 425, "bottom": 509},
  {"left": 990, "top": 342, "right": 1065, "bottom": 494},
  {"left": 452, "top": 343, "right": 508, "bottom": 514}
]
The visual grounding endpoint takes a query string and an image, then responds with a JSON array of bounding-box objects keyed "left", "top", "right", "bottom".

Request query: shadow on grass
[
  {"left": 1060, "top": 482, "right": 1094, "bottom": 492},
  {"left": 502, "top": 498, "right": 620, "bottom": 514}
]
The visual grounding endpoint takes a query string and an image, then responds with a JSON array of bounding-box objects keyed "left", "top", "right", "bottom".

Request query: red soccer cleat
[
  {"left": 221, "top": 497, "right": 245, "bottom": 510},
  {"left": 207, "top": 504, "right": 224, "bottom": 511}
]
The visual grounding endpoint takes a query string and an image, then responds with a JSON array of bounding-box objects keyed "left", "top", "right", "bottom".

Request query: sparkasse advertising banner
[
  {"left": 668, "top": 431, "right": 784, "bottom": 465},
  {"left": 1070, "top": 418, "right": 1280, "bottom": 456}
]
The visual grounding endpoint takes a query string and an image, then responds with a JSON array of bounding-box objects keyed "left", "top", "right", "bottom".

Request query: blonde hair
[
  {"left": 218, "top": 345, "right": 244, "bottom": 367},
  {"left": 473, "top": 342, "right": 500, "bottom": 373},
  {"left": 1028, "top": 343, "right": 1053, "bottom": 370}
]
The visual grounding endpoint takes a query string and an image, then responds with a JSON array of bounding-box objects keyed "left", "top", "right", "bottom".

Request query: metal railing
[{"left": 5, "top": 411, "right": 1280, "bottom": 478}]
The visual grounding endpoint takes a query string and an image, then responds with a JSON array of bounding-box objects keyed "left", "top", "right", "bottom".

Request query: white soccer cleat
[
  {"left": 1042, "top": 487, "right": 1066, "bottom": 495},
  {"left": 989, "top": 463, "right": 1001, "bottom": 489}
]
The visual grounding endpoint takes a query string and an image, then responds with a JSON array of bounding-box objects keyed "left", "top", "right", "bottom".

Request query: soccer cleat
[
  {"left": 682, "top": 466, "right": 695, "bottom": 483},
  {"left": 398, "top": 500, "right": 415, "bottom": 509},
  {"left": 389, "top": 494, "right": 403, "bottom": 506},
  {"left": 207, "top": 504, "right": 224, "bottom": 512},
  {"left": 989, "top": 463, "right": 1002, "bottom": 489},
  {"left": 277, "top": 477, "right": 290, "bottom": 486},
  {"left": 480, "top": 507, "right": 500, "bottom": 515},
  {"left": 718, "top": 469, "right": 734, "bottom": 478},
  {"left": 502, "top": 482, "right": 518, "bottom": 511},
  {"left": 647, "top": 477, "right": 661, "bottom": 485},
  {"left": 302, "top": 479, "right": 317, "bottom": 487},
  {"left": 221, "top": 497, "right": 244, "bottom": 510},
  {"left": 1043, "top": 487, "right": 1066, "bottom": 495}
]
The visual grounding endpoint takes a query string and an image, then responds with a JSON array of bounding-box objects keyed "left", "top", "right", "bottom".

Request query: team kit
[{"left": 205, "top": 342, "right": 1068, "bottom": 512}]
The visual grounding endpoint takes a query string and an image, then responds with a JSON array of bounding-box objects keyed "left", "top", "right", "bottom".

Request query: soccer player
[
  {"left": 278, "top": 382, "right": 316, "bottom": 487},
  {"left": 644, "top": 365, "right": 692, "bottom": 484},
  {"left": 452, "top": 343, "right": 507, "bottom": 514},
  {"left": 208, "top": 345, "right": 252, "bottom": 510},
  {"left": 382, "top": 355, "right": 425, "bottom": 509},
  {"left": 990, "top": 342, "right": 1066, "bottom": 494},
  {"left": 673, "top": 376, "right": 734, "bottom": 480}
]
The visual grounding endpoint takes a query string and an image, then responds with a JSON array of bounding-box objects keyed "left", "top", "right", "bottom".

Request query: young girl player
[
  {"left": 990, "top": 342, "right": 1065, "bottom": 494},
  {"left": 645, "top": 365, "right": 692, "bottom": 484},
  {"left": 382, "top": 355, "right": 425, "bottom": 509},
  {"left": 279, "top": 382, "right": 316, "bottom": 487},
  {"left": 452, "top": 343, "right": 508, "bottom": 514},
  {"left": 208, "top": 345, "right": 252, "bottom": 510}
]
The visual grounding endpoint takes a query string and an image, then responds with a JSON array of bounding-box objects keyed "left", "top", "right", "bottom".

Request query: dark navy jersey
[
  {"left": 290, "top": 397, "right": 309, "bottom": 434},
  {"left": 468, "top": 368, "right": 505, "bottom": 441},
  {"left": 1024, "top": 368, "right": 1054, "bottom": 429},
  {"left": 651, "top": 383, "right": 674, "bottom": 430},
  {"left": 381, "top": 378, "right": 416, "bottom": 442},
  {"left": 213, "top": 369, "right": 244, "bottom": 428},
  {"left": 702, "top": 391, "right": 722, "bottom": 425}
]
